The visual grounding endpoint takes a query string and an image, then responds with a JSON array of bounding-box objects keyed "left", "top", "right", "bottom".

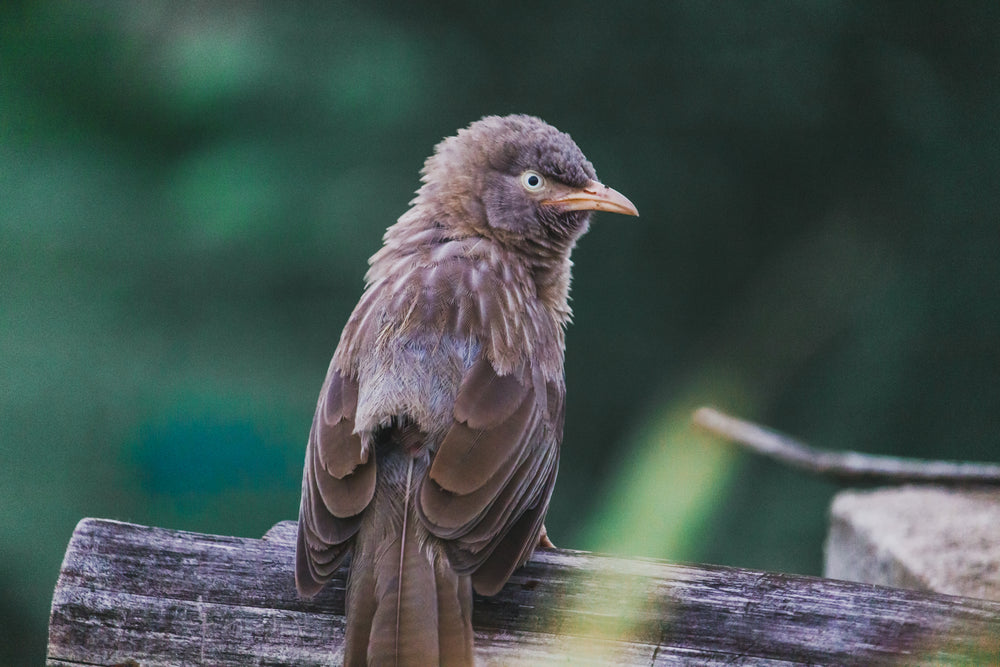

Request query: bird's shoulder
[{"left": 335, "top": 234, "right": 566, "bottom": 379}]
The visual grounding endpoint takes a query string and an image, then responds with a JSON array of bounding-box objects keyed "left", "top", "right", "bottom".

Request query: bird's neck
[
  {"left": 517, "top": 237, "right": 575, "bottom": 322},
  {"left": 376, "top": 204, "right": 577, "bottom": 316}
]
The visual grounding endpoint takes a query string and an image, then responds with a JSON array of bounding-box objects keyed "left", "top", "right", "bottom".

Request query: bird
[{"left": 295, "top": 114, "right": 638, "bottom": 666}]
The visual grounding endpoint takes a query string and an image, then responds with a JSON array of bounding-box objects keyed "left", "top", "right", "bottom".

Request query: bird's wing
[
  {"left": 417, "top": 353, "right": 564, "bottom": 596},
  {"left": 295, "top": 367, "right": 375, "bottom": 596}
]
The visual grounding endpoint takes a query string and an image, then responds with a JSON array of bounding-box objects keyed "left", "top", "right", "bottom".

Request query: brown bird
[{"left": 295, "top": 114, "right": 638, "bottom": 665}]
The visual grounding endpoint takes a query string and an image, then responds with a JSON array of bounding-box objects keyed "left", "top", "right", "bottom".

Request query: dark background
[{"left": 3, "top": 2, "right": 999, "bottom": 662}]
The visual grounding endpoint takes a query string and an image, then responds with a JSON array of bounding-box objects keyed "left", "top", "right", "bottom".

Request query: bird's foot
[{"left": 537, "top": 524, "right": 555, "bottom": 549}]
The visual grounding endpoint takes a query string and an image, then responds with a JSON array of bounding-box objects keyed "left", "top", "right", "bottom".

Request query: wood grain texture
[{"left": 49, "top": 518, "right": 1000, "bottom": 666}]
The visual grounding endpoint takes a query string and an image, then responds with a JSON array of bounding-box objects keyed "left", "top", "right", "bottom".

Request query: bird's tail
[{"left": 345, "top": 455, "right": 474, "bottom": 667}]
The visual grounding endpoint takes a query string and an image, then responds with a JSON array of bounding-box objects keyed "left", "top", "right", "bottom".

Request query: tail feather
[
  {"left": 434, "top": 557, "right": 474, "bottom": 666},
  {"left": 343, "top": 554, "right": 376, "bottom": 666},
  {"left": 345, "top": 455, "right": 474, "bottom": 666},
  {"left": 368, "top": 511, "right": 439, "bottom": 666}
]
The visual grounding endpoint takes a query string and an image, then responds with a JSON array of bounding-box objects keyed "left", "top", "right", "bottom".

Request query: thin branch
[{"left": 692, "top": 406, "right": 1000, "bottom": 486}]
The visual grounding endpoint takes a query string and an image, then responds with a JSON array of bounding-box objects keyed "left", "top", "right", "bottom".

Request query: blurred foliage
[{"left": 2, "top": 1, "right": 999, "bottom": 662}]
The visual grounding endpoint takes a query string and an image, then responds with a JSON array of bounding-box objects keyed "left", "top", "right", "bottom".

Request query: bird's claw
[{"left": 537, "top": 524, "right": 555, "bottom": 549}]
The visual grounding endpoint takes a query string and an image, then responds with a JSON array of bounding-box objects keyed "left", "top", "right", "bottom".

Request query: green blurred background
[{"left": 3, "top": 1, "right": 999, "bottom": 662}]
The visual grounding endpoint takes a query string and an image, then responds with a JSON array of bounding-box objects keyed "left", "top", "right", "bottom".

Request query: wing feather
[
  {"left": 428, "top": 358, "right": 535, "bottom": 495},
  {"left": 295, "top": 368, "right": 375, "bottom": 596},
  {"left": 418, "top": 354, "right": 564, "bottom": 597}
]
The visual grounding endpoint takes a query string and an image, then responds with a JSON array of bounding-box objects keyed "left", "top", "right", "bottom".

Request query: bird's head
[{"left": 416, "top": 115, "right": 638, "bottom": 253}]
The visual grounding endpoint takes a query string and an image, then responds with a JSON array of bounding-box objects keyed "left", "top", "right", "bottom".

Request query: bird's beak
[{"left": 542, "top": 179, "right": 639, "bottom": 217}]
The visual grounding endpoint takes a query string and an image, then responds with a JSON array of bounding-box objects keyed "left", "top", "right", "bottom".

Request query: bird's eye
[{"left": 520, "top": 170, "right": 545, "bottom": 192}]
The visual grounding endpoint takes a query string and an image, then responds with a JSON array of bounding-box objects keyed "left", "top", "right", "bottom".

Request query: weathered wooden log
[{"left": 48, "top": 518, "right": 1000, "bottom": 666}]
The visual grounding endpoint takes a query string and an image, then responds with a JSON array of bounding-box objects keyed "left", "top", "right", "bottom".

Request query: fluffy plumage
[{"left": 296, "top": 114, "right": 637, "bottom": 666}]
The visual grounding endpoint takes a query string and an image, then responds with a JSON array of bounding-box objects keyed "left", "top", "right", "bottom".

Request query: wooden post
[{"left": 48, "top": 518, "right": 1000, "bottom": 666}]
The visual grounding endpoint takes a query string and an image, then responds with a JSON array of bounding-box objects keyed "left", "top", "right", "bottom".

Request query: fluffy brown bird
[{"left": 296, "top": 114, "right": 638, "bottom": 665}]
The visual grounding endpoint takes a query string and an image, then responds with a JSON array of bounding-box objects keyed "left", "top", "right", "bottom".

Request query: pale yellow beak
[{"left": 541, "top": 179, "right": 639, "bottom": 217}]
